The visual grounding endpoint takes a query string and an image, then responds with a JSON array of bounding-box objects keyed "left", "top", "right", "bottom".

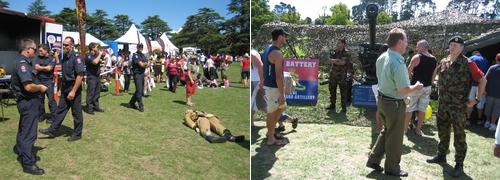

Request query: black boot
[
  {"left": 205, "top": 136, "right": 227, "bottom": 143},
  {"left": 450, "top": 163, "right": 464, "bottom": 178},
  {"left": 223, "top": 129, "right": 245, "bottom": 142},
  {"left": 426, "top": 154, "right": 446, "bottom": 163}
]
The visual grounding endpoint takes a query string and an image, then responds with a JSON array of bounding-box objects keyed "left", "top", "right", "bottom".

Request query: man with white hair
[{"left": 404, "top": 40, "right": 438, "bottom": 136}]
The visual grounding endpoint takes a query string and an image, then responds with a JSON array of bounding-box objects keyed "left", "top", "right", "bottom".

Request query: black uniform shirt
[
  {"left": 35, "top": 55, "right": 56, "bottom": 79},
  {"left": 85, "top": 52, "right": 100, "bottom": 76},
  {"left": 62, "top": 50, "right": 85, "bottom": 82},
  {"left": 11, "top": 54, "right": 40, "bottom": 99},
  {"left": 132, "top": 51, "right": 147, "bottom": 74}
]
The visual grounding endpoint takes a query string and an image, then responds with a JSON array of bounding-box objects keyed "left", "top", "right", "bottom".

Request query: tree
[
  {"left": 171, "top": 8, "right": 225, "bottom": 54},
  {"left": 223, "top": 0, "right": 250, "bottom": 55},
  {"left": 304, "top": 17, "right": 313, "bottom": 24},
  {"left": 273, "top": 2, "right": 303, "bottom": 24},
  {"left": 377, "top": 11, "right": 392, "bottom": 24},
  {"left": 113, "top": 14, "right": 134, "bottom": 35},
  {"left": 86, "top": 9, "right": 118, "bottom": 40},
  {"left": 326, "top": 3, "right": 355, "bottom": 25},
  {"left": 251, "top": 0, "right": 274, "bottom": 39},
  {"left": 0, "top": 0, "right": 9, "bottom": 8},
  {"left": 140, "top": 15, "right": 171, "bottom": 40},
  {"left": 51, "top": 8, "right": 79, "bottom": 31},
  {"left": 27, "top": 0, "right": 51, "bottom": 16},
  {"left": 314, "top": 15, "right": 330, "bottom": 25}
]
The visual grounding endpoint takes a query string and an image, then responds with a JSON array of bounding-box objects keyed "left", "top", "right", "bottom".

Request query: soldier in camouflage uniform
[
  {"left": 326, "top": 39, "right": 352, "bottom": 112},
  {"left": 426, "top": 36, "right": 486, "bottom": 178}
]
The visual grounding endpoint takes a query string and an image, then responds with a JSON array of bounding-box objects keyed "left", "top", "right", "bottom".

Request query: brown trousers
[{"left": 197, "top": 117, "right": 226, "bottom": 136}]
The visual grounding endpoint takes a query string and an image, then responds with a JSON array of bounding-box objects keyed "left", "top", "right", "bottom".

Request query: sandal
[
  {"left": 266, "top": 140, "right": 287, "bottom": 146},
  {"left": 292, "top": 118, "right": 299, "bottom": 129},
  {"left": 274, "top": 133, "right": 284, "bottom": 139},
  {"left": 415, "top": 130, "right": 424, "bottom": 136}
]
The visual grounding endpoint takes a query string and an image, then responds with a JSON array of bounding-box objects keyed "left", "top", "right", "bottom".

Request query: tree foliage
[
  {"left": 273, "top": 2, "right": 305, "bottom": 24},
  {"left": 113, "top": 14, "right": 134, "bottom": 36},
  {"left": 51, "top": 8, "right": 79, "bottom": 32},
  {"left": 27, "top": 0, "right": 51, "bottom": 16},
  {"left": 0, "top": 0, "right": 9, "bottom": 8},
  {"left": 140, "top": 15, "right": 171, "bottom": 40},
  {"left": 223, "top": 0, "right": 250, "bottom": 55},
  {"left": 251, "top": 0, "right": 274, "bottom": 39},
  {"left": 377, "top": 11, "right": 392, "bottom": 24},
  {"left": 326, "top": 3, "right": 355, "bottom": 25}
]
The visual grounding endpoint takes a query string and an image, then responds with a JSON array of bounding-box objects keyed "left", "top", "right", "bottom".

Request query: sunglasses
[{"left": 27, "top": 47, "right": 37, "bottom": 52}]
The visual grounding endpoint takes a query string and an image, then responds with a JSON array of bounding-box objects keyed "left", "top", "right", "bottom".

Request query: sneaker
[
  {"left": 484, "top": 121, "right": 491, "bottom": 128},
  {"left": 477, "top": 120, "right": 485, "bottom": 125},
  {"left": 466, "top": 120, "right": 471, "bottom": 126},
  {"left": 489, "top": 124, "right": 497, "bottom": 131}
]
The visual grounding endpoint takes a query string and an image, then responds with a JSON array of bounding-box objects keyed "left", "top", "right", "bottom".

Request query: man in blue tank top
[
  {"left": 404, "top": 40, "right": 438, "bottom": 136},
  {"left": 262, "top": 27, "right": 289, "bottom": 146}
]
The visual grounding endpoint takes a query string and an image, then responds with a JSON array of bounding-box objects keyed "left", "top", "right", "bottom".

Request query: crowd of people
[{"left": 250, "top": 26, "right": 500, "bottom": 178}]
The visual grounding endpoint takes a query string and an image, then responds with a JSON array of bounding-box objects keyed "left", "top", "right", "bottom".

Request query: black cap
[
  {"left": 271, "top": 27, "right": 289, "bottom": 37},
  {"left": 448, "top": 36, "right": 464, "bottom": 45},
  {"left": 137, "top": 43, "right": 144, "bottom": 48}
]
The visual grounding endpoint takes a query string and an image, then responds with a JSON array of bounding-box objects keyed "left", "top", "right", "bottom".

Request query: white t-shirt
[
  {"left": 250, "top": 50, "right": 261, "bottom": 82},
  {"left": 205, "top": 59, "right": 214, "bottom": 68},
  {"left": 105, "top": 54, "right": 112, "bottom": 67}
]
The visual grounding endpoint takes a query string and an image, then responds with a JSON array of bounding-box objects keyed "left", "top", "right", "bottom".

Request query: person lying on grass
[{"left": 183, "top": 109, "right": 245, "bottom": 143}]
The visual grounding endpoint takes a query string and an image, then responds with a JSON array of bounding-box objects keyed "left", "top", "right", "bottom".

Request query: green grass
[
  {"left": 251, "top": 83, "right": 500, "bottom": 180},
  {"left": 0, "top": 65, "right": 249, "bottom": 179}
]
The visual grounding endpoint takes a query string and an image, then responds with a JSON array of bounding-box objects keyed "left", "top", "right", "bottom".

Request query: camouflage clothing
[
  {"left": 435, "top": 54, "right": 472, "bottom": 163},
  {"left": 328, "top": 49, "right": 352, "bottom": 107}
]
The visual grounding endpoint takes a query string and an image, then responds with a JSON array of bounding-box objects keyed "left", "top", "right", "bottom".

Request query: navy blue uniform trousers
[
  {"left": 38, "top": 79, "right": 56, "bottom": 117},
  {"left": 86, "top": 75, "right": 101, "bottom": 110},
  {"left": 16, "top": 98, "right": 41, "bottom": 167},
  {"left": 129, "top": 73, "right": 144, "bottom": 108},
  {"left": 48, "top": 83, "right": 83, "bottom": 136}
]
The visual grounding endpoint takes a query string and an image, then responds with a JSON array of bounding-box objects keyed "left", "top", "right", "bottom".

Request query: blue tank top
[{"left": 263, "top": 45, "right": 282, "bottom": 88}]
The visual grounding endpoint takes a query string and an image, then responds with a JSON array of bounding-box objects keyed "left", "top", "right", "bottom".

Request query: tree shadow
[
  {"left": 438, "top": 163, "right": 473, "bottom": 180},
  {"left": 251, "top": 125, "right": 265, "bottom": 145},
  {"left": 251, "top": 139, "right": 287, "bottom": 180}
]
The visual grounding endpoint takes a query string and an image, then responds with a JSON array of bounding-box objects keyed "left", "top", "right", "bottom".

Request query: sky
[
  {"left": 267, "top": 0, "right": 450, "bottom": 21},
  {"left": 6, "top": 0, "right": 232, "bottom": 33}
]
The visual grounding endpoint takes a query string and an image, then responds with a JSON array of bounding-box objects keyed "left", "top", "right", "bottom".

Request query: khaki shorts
[
  {"left": 468, "top": 86, "right": 487, "bottom": 109},
  {"left": 406, "top": 86, "right": 432, "bottom": 112},
  {"left": 264, "top": 86, "right": 287, "bottom": 113}
]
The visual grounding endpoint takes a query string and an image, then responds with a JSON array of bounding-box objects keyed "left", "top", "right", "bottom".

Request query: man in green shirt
[{"left": 405, "top": 50, "right": 414, "bottom": 67}]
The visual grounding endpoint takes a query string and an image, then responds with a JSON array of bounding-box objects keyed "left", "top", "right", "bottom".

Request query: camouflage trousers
[
  {"left": 436, "top": 101, "right": 467, "bottom": 163},
  {"left": 328, "top": 71, "right": 347, "bottom": 107}
]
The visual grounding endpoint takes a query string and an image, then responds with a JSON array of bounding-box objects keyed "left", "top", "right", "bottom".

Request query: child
[
  {"left": 219, "top": 75, "right": 229, "bottom": 88},
  {"left": 196, "top": 73, "right": 210, "bottom": 89},
  {"left": 209, "top": 76, "right": 218, "bottom": 88}
]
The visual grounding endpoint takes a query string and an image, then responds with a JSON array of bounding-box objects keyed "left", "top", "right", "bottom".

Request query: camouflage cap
[{"left": 448, "top": 36, "right": 464, "bottom": 45}]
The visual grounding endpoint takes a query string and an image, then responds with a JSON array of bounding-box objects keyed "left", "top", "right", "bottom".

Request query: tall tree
[
  {"left": 223, "top": 0, "right": 250, "bottom": 55},
  {"left": 87, "top": 9, "right": 117, "bottom": 40},
  {"left": 314, "top": 15, "right": 331, "bottom": 25},
  {"left": 0, "top": 0, "right": 9, "bottom": 8},
  {"left": 140, "top": 15, "right": 171, "bottom": 39},
  {"left": 273, "top": 2, "right": 303, "bottom": 23},
  {"left": 27, "top": 0, "right": 51, "bottom": 16},
  {"left": 113, "top": 14, "right": 133, "bottom": 35},
  {"left": 51, "top": 8, "right": 78, "bottom": 31},
  {"left": 399, "top": 0, "right": 436, "bottom": 21},
  {"left": 250, "top": 0, "right": 274, "bottom": 39},
  {"left": 377, "top": 11, "right": 392, "bottom": 24},
  {"left": 171, "top": 8, "right": 224, "bottom": 54},
  {"left": 326, "top": 3, "right": 355, "bottom": 25}
]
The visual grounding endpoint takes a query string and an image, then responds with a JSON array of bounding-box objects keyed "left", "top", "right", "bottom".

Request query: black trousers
[
  {"left": 86, "top": 75, "right": 101, "bottom": 110},
  {"left": 48, "top": 83, "right": 83, "bottom": 137},
  {"left": 15, "top": 98, "right": 41, "bottom": 167},
  {"left": 129, "top": 73, "right": 145, "bottom": 108},
  {"left": 123, "top": 74, "right": 131, "bottom": 91},
  {"left": 38, "top": 79, "right": 57, "bottom": 117},
  {"left": 168, "top": 74, "right": 178, "bottom": 92}
]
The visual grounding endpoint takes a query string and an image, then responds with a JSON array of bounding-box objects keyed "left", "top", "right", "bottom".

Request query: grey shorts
[
  {"left": 484, "top": 96, "right": 500, "bottom": 118},
  {"left": 251, "top": 81, "right": 266, "bottom": 111}
]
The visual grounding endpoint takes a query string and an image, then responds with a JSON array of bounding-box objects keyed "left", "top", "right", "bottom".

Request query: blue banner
[{"left": 283, "top": 59, "right": 319, "bottom": 103}]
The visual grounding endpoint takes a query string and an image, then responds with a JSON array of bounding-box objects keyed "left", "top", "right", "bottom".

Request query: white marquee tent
[
  {"left": 159, "top": 33, "right": 179, "bottom": 52},
  {"left": 114, "top": 24, "right": 150, "bottom": 53},
  {"left": 63, "top": 31, "right": 108, "bottom": 47}
]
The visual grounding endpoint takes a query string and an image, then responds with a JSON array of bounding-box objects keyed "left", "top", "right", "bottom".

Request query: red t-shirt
[
  {"left": 469, "top": 61, "right": 484, "bottom": 82},
  {"left": 242, "top": 57, "right": 250, "bottom": 69}
]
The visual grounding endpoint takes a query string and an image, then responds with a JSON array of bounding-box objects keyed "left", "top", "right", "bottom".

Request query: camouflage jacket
[
  {"left": 329, "top": 49, "right": 354, "bottom": 75},
  {"left": 437, "top": 55, "right": 472, "bottom": 104}
]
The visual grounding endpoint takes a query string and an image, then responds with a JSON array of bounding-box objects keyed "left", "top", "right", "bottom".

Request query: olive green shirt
[{"left": 376, "top": 49, "right": 411, "bottom": 99}]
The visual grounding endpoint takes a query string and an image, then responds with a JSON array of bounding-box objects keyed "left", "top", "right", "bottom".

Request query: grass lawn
[
  {"left": 0, "top": 65, "right": 249, "bottom": 179},
  {"left": 251, "top": 83, "right": 500, "bottom": 180}
]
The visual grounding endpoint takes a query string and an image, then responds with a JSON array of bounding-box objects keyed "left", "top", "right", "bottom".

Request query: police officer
[
  {"left": 326, "top": 39, "right": 352, "bottom": 112},
  {"left": 85, "top": 42, "right": 105, "bottom": 115},
  {"left": 128, "top": 43, "right": 148, "bottom": 112},
  {"left": 12, "top": 38, "right": 48, "bottom": 175},
  {"left": 426, "top": 36, "right": 487, "bottom": 178},
  {"left": 34, "top": 44, "right": 57, "bottom": 122},
  {"left": 39, "top": 36, "right": 85, "bottom": 142}
]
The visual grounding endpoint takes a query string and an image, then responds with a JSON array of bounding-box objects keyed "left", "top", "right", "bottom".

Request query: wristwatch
[{"left": 475, "top": 99, "right": 480, "bottom": 103}]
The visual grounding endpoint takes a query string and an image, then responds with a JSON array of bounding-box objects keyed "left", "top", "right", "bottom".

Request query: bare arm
[
  {"left": 431, "top": 61, "right": 439, "bottom": 84},
  {"left": 34, "top": 64, "right": 50, "bottom": 72},
  {"left": 476, "top": 77, "right": 486, "bottom": 99},
  {"left": 270, "top": 50, "right": 285, "bottom": 95},
  {"left": 251, "top": 52, "right": 264, "bottom": 83},
  {"left": 407, "top": 55, "right": 420, "bottom": 79},
  {"left": 23, "top": 82, "right": 46, "bottom": 92},
  {"left": 91, "top": 52, "right": 102, "bottom": 65}
]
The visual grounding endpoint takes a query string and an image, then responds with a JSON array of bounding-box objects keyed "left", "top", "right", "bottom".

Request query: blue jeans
[{"left": 279, "top": 113, "right": 290, "bottom": 122}]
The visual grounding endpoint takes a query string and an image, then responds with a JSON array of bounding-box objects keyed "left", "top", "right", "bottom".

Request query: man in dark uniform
[
  {"left": 34, "top": 44, "right": 57, "bottom": 122},
  {"left": 85, "top": 42, "right": 105, "bottom": 115},
  {"left": 39, "top": 36, "right": 85, "bottom": 142},
  {"left": 128, "top": 43, "right": 148, "bottom": 112},
  {"left": 326, "top": 39, "right": 352, "bottom": 112},
  {"left": 12, "top": 38, "right": 48, "bottom": 175},
  {"left": 426, "top": 36, "right": 486, "bottom": 178}
]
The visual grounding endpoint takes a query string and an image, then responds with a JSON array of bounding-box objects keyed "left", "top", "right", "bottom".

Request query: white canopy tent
[
  {"left": 63, "top": 31, "right": 108, "bottom": 47},
  {"left": 159, "top": 33, "right": 179, "bottom": 52},
  {"left": 114, "top": 24, "right": 150, "bottom": 53}
]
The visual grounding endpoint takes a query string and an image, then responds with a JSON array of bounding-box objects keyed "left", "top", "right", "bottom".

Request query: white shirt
[
  {"left": 205, "top": 59, "right": 214, "bottom": 68},
  {"left": 104, "top": 54, "right": 112, "bottom": 67},
  {"left": 496, "top": 120, "right": 500, "bottom": 145},
  {"left": 250, "top": 50, "right": 261, "bottom": 82}
]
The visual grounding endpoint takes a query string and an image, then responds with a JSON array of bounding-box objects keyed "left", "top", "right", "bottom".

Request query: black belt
[{"left": 378, "top": 91, "right": 403, "bottom": 101}]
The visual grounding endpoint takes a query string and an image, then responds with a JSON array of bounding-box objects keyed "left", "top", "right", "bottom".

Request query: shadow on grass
[
  {"left": 173, "top": 100, "right": 187, "bottom": 105},
  {"left": 251, "top": 139, "right": 287, "bottom": 180},
  {"left": 438, "top": 163, "right": 473, "bottom": 180},
  {"left": 366, "top": 171, "right": 403, "bottom": 180},
  {"left": 1, "top": 117, "right": 11, "bottom": 122},
  {"left": 236, "top": 139, "right": 250, "bottom": 150},
  {"left": 38, "top": 125, "right": 75, "bottom": 139}
]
